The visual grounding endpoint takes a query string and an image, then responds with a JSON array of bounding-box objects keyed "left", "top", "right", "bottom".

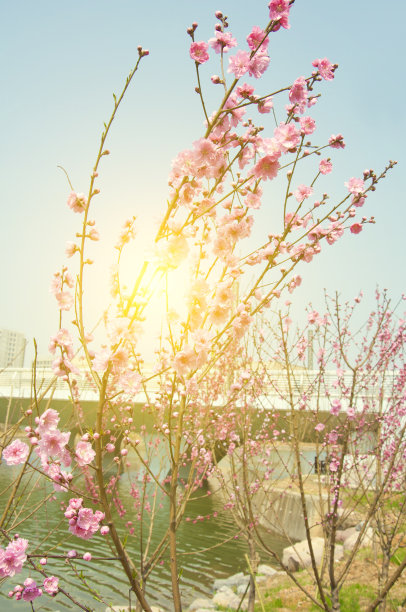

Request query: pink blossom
[
  {"left": 43, "top": 576, "right": 59, "bottom": 596},
  {"left": 252, "top": 156, "right": 280, "bottom": 181},
  {"left": 106, "top": 443, "right": 115, "bottom": 453},
  {"left": 269, "top": 0, "right": 290, "bottom": 29},
  {"left": 2, "top": 439, "right": 29, "bottom": 465},
  {"left": 308, "top": 310, "right": 320, "bottom": 324},
  {"left": 228, "top": 50, "right": 250, "bottom": 78},
  {"left": 293, "top": 184, "right": 313, "bottom": 202},
  {"left": 173, "top": 346, "right": 197, "bottom": 376},
  {"left": 0, "top": 538, "right": 29, "bottom": 577},
  {"left": 38, "top": 428, "right": 70, "bottom": 459},
  {"left": 48, "top": 328, "right": 74, "bottom": 359},
  {"left": 247, "top": 26, "right": 269, "bottom": 51},
  {"left": 22, "top": 578, "right": 42, "bottom": 602},
  {"left": 67, "top": 549, "right": 77, "bottom": 558},
  {"left": 50, "top": 273, "right": 62, "bottom": 295},
  {"left": 248, "top": 52, "right": 270, "bottom": 78},
  {"left": 67, "top": 191, "right": 87, "bottom": 214},
  {"left": 164, "top": 234, "right": 189, "bottom": 268},
  {"left": 258, "top": 97, "right": 273, "bottom": 113},
  {"left": 329, "top": 134, "right": 345, "bottom": 149},
  {"left": 330, "top": 399, "right": 342, "bottom": 416},
  {"left": 347, "top": 407, "right": 356, "bottom": 420},
  {"left": 65, "top": 241, "right": 78, "bottom": 257},
  {"left": 214, "top": 283, "right": 233, "bottom": 307},
  {"left": 209, "top": 303, "right": 231, "bottom": 326},
  {"left": 350, "top": 222, "right": 363, "bottom": 234},
  {"left": 55, "top": 291, "right": 74, "bottom": 311},
  {"left": 289, "top": 76, "right": 307, "bottom": 111},
  {"left": 274, "top": 123, "right": 301, "bottom": 151},
  {"left": 299, "top": 116, "right": 316, "bottom": 134},
  {"left": 326, "top": 221, "right": 344, "bottom": 245},
  {"left": 345, "top": 177, "right": 365, "bottom": 195},
  {"left": 52, "top": 355, "right": 80, "bottom": 378},
  {"left": 352, "top": 195, "right": 366, "bottom": 207},
  {"left": 245, "top": 191, "right": 262, "bottom": 209},
  {"left": 209, "top": 31, "right": 237, "bottom": 53},
  {"left": 192, "top": 137, "right": 218, "bottom": 165},
  {"left": 312, "top": 57, "right": 335, "bottom": 80},
  {"left": 329, "top": 459, "right": 339, "bottom": 473},
  {"left": 100, "top": 526, "right": 110, "bottom": 535},
  {"left": 319, "top": 159, "right": 333, "bottom": 174},
  {"left": 236, "top": 83, "right": 254, "bottom": 98},
  {"left": 83, "top": 552, "right": 92, "bottom": 561},
  {"left": 315, "top": 423, "right": 325, "bottom": 432},
  {"left": 65, "top": 499, "right": 104, "bottom": 540},
  {"left": 75, "top": 440, "right": 96, "bottom": 466},
  {"left": 189, "top": 41, "right": 209, "bottom": 64},
  {"left": 88, "top": 228, "right": 100, "bottom": 241}
]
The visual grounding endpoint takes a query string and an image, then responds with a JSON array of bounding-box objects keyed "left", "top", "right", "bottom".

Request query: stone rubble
[
  {"left": 188, "top": 565, "right": 281, "bottom": 611},
  {"left": 187, "top": 523, "right": 374, "bottom": 611},
  {"left": 109, "top": 528, "right": 374, "bottom": 612}
]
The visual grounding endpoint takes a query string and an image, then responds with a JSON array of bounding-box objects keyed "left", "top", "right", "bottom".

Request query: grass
[
  {"left": 308, "top": 583, "right": 376, "bottom": 611},
  {"left": 391, "top": 546, "right": 406, "bottom": 566}
]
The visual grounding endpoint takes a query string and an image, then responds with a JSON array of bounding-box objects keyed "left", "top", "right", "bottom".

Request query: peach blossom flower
[{"left": 2, "top": 440, "right": 29, "bottom": 465}]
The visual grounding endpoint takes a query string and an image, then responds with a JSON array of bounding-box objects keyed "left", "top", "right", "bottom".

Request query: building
[{"left": 0, "top": 328, "right": 27, "bottom": 368}]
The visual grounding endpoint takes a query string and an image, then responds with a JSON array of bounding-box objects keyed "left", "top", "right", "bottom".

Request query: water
[{"left": 0, "top": 457, "right": 288, "bottom": 611}]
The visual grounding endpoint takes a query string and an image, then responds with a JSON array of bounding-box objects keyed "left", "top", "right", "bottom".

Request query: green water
[{"left": 0, "top": 456, "right": 288, "bottom": 611}]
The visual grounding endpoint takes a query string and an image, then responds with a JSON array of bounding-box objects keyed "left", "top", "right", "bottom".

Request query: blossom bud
[
  {"left": 67, "top": 550, "right": 77, "bottom": 558},
  {"left": 40, "top": 558, "right": 47, "bottom": 565},
  {"left": 83, "top": 552, "right": 92, "bottom": 561}
]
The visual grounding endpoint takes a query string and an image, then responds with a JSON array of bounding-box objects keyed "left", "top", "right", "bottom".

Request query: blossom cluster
[
  {"left": 8, "top": 576, "right": 59, "bottom": 602},
  {"left": 64, "top": 498, "right": 105, "bottom": 539},
  {"left": 29, "top": 408, "right": 72, "bottom": 491},
  {"left": 2, "top": 439, "right": 29, "bottom": 465},
  {"left": 0, "top": 537, "right": 29, "bottom": 578}
]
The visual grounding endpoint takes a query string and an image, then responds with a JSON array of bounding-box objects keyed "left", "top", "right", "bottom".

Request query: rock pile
[{"left": 188, "top": 565, "right": 282, "bottom": 612}]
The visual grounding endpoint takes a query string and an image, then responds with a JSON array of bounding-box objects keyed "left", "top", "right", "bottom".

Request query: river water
[{"left": 0, "top": 455, "right": 288, "bottom": 611}]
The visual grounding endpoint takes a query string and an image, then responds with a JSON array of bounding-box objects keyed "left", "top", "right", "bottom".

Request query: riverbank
[{"left": 185, "top": 544, "right": 406, "bottom": 611}]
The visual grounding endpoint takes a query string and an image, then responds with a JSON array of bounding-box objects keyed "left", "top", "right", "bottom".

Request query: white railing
[{"left": 0, "top": 367, "right": 397, "bottom": 404}]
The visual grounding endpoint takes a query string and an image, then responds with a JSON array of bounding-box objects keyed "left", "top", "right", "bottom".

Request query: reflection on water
[{"left": 0, "top": 453, "right": 288, "bottom": 611}]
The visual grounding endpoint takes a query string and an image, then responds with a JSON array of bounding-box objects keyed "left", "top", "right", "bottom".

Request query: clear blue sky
[{"left": 1, "top": 0, "right": 405, "bottom": 364}]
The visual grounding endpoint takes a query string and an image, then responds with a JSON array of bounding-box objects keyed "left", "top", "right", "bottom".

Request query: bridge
[{"left": 0, "top": 366, "right": 396, "bottom": 410}]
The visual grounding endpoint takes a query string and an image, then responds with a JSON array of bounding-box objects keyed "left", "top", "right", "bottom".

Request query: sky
[{"left": 1, "top": 0, "right": 406, "bottom": 366}]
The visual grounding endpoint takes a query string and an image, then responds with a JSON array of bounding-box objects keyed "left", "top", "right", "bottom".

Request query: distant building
[
  {"left": 0, "top": 329, "right": 27, "bottom": 368},
  {"left": 34, "top": 356, "right": 54, "bottom": 370}
]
